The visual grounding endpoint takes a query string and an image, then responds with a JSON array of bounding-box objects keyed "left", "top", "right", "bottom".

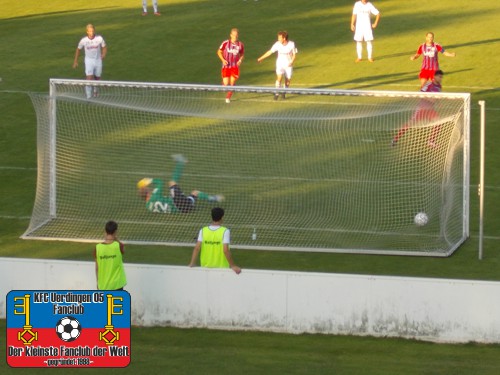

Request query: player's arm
[
  {"left": 257, "top": 50, "right": 273, "bottom": 63},
  {"left": 410, "top": 46, "right": 422, "bottom": 61},
  {"left": 289, "top": 48, "right": 297, "bottom": 66},
  {"left": 188, "top": 241, "right": 201, "bottom": 267},
  {"left": 237, "top": 47, "right": 244, "bottom": 66},
  {"left": 223, "top": 244, "right": 241, "bottom": 274},
  {"left": 443, "top": 50, "right": 456, "bottom": 57},
  {"left": 372, "top": 12, "right": 380, "bottom": 29},
  {"left": 94, "top": 247, "right": 99, "bottom": 287},
  {"left": 217, "top": 48, "right": 228, "bottom": 66},
  {"left": 73, "top": 48, "right": 81, "bottom": 68},
  {"left": 101, "top": 45, "right": 107, "bottom": 60},
  {"left": 350, "top": 14, "right": 357, "bottom": 31}
]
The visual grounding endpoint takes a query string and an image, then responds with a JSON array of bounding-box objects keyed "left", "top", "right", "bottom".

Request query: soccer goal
[{"left": 22, "top": 79, "right": 470, "bottom": 256}]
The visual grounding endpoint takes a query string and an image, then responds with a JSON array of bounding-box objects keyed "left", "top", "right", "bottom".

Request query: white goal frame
[{"left": 22, "top": 79, "right": 470, "bottom": 257}]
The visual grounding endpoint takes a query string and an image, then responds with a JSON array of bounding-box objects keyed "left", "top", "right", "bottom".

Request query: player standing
[
  {"left": 392, "top": 70, "right": 445, "bottom": 147},
  {"left": 217, "top": 28, "right": 244, "bottom": 103},
  {"left": 351, "top": 0, "right": 380, "bottom": 62},
  {"left": 142, "top": 0, "right": 161, "bottom": 16},
  {"left": 257, "top": 31, "right": 297, "bottom": 100},
  {"left": 73, "top": 24, "right": 107, "bottom": 99},
  {"left": 189, "top": 207, "right": 241, "bottom": 274},
  {"left": 411, "top": 32, "right": 456, "bottom": 88},
  {"left": 95, "top": 221, "right": 127, "bottom": 290}
]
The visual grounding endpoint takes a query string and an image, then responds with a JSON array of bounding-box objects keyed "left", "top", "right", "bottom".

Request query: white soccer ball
[
  {"left": 414, "top": 212, "right": 429, "bottom": 226},
  {"left": 56, "top": 316, "right": 81, "bottom": 342}
]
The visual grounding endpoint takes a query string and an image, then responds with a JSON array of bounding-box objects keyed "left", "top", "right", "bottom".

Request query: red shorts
[
  {"left": 419, "top": 69, "right": 436, "bottom": 80},
  {"left": 221, "top": 66, "right": 240, "bottom": 79}
]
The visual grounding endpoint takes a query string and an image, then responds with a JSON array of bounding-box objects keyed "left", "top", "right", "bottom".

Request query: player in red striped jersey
[
  {"left": 217, "top": 28, "right": 244, "bottom": 103},
  {"left": 392, "top": 70, "right": 445, "bottom": 147},
  {"left": 411, "top": 32, "right": 455, "bottom": 88}
]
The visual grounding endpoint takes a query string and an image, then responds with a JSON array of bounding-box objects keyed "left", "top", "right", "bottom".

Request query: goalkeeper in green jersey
[{"left": 137, "top": 154, "right": 224, "bottom": 214}]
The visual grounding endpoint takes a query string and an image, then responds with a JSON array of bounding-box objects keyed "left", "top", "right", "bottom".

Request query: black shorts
[{"left": 169, "top": 184, "right": 196, "bottom": 213}]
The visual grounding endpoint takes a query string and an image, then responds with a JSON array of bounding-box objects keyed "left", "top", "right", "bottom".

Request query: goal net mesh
[{"left": 23, "top": 80, "right": 470, "bottom": 256}]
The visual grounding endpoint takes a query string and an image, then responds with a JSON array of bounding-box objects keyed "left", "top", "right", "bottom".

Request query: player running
[
  {"left": 411, "top": 32, "right": 455, "bottom": 88},
  {"left": 257, "top": 31, "right": 297, "bottom": 100},
  {"left": 137, "top": 154, "right": 224, "bottom": 214},
  {"left": 217, "top": 28, "right": 244, "bottom": 103},
  {"left": 392, "top": 70, "right": 445, "bottom": 147},
  {"left": 73, "top": 24, "right": 107, "bottom": 99}
]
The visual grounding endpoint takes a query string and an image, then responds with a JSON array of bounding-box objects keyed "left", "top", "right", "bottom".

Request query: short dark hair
[
  {"left": 278, "top": 31, "right": 288, "bottom": 41},
  {"left": 105, "top": 220, "right": 118, "bottom": 235},
  {"left": 435, "top": 69, "right": 444, "bottom": 76},
  {"left": 211, "top": 207, "right": 225, "bottom": 222}
]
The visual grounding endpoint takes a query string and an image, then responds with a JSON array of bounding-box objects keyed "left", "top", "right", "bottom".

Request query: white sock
[
  {"left": 356, "top": 42, "right": 363, "bottom": 59},
  {"left": 367, "top": 41, "right": 373, "bottom": 59}
]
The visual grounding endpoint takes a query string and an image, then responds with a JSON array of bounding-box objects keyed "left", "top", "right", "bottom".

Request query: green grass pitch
[{"left": 1, "top": 0, "right": 500, "bottom": 373}]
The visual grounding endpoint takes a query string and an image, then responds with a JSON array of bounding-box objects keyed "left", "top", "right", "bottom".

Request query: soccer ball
[
  {"left": 414, "top": 212, "right": 429, "bottom": 226},
  {"left": 55, "top": 316, "right": 81, "bottom": 342}
]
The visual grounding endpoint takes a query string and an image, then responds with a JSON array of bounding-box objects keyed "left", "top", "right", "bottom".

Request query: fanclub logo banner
[{"left": 6, "top": 290, "right": 130, "bottom": 368}]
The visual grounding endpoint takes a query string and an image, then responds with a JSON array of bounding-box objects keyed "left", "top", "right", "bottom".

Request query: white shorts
[
  {"left": 84, "top": 58, "right": 103, "bottom": 77},
  {"left": 354, "top": 25, "right": 374, "bottom": 42},
  {"left": 276, "top": 64, "right": 293, "bottom": 79}
]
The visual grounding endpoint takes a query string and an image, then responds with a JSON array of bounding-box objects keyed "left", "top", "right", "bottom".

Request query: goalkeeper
[{"left": 137, "top": 154, "right": 224, "bottom": 214}]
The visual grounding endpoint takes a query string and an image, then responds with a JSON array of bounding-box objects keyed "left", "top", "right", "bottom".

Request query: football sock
[
  {"left": 356, "top": 42, "right": 363, "bottom": 59},
  {"left": 367, "top": 41, "right": 373, "bottom": 59}
]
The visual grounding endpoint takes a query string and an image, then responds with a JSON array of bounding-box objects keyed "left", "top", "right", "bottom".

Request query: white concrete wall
[{"left": 1, "top": 257, "right": 499, "bottom": 343}]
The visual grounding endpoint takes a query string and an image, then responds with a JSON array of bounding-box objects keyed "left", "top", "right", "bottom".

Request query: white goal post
[{"left": 22, "top": 79, "right": 470, "bottom": 256}]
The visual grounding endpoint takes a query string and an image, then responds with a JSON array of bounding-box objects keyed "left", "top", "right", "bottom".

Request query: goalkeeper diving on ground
[{"left": 137, "top": 154, "right": 224, "bottom": 214}]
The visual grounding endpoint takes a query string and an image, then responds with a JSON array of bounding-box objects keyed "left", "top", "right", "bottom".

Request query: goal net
[{"left": 23, "top": 79, "right": 470, "bottom": 256}]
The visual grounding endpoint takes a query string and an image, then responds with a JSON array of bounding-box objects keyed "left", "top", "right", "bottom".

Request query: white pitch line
[
  {"left": 0, "top": 166, "right": 37, "bottom": 171},
  {"left": 0, "top": 215, "right": 31, "bottom": 220}
]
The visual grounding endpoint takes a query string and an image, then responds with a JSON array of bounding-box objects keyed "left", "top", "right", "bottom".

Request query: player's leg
[
  {"left": 283, "top": 67, "right": 292, "bottom": 99},
  {"left": 419, "top": 70, "right": 432, "bottom": 88},
  {"left": 169, "top": 183, "right": 195, "bottom": 213},
  {"left": 170, "top": 154, "right": 187, "bottom": 182},
  {"left": 153, "top": 0, "right": 160, "bottom": 15},
  {"left": 353, "top": 30, "right": 363, "bottom": 62},
  {"left": 226, "top": 71, "right": 239, "bottom": 102},
  {"left": 428, "top": 125, "right": 441, "bottom": 147},
  {"left": 142, "top": 0, "right": 148, "bottom": 14},
  {"left": 356, "top": 42, "right": 363, "bottom": 62},
  {"left": 426, "top": 110, "right": 441, "bottom": 147},
  {"left": 92, "top": 60, "right": 103, "bottom": 97},
  {"left": 192, "top": 190, "right": 224, "bottom": 203},
  {"left": 366, "top": 41, "right": 374, "bottom": 62},
  {"left": 274, "top": 70, "right": 283, "bottom": 100},
  {"left": 84, "top": 60, "right": 96, "bottom": 99},
  {"left": 221, "top": 69, "right": 231, "bottom": 102},
  {"left": 364, "top": 29, "right": 374, "bottom": 62},
  {"left": 392, "top": 124, "right": 410, "bottom": 146}
]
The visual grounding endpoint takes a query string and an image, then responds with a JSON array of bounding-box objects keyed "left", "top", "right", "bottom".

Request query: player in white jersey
[
  {"left": 257, "top": 31, "right": 297, "bottom": 100},
  {"left": 73, "top": 24, "right": 107, "bottom": 99},
  {"left": 351, "top": 0, "right": 380, "bottom": 62}
]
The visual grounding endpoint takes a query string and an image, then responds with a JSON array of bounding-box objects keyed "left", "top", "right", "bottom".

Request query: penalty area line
[{"left": 0, "top": 215, "right": 31, "bottom": 220}]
